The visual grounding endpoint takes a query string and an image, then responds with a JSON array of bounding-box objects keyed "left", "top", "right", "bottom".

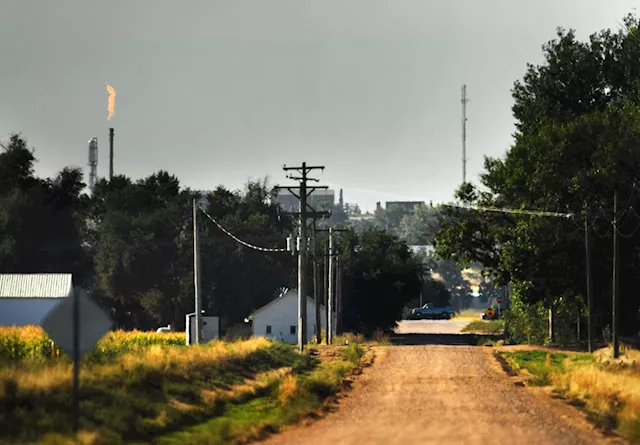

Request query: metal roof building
[{"left": 0, "top": 274, "right": 73, "bottom": 326}]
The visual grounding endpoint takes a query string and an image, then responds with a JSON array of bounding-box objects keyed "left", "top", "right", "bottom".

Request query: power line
[
  {"left": 444, "top": 203, "right": 572, "bottom": 218},
  {"left": 198, "top": 206, "right": 288, "bottom": 253}
]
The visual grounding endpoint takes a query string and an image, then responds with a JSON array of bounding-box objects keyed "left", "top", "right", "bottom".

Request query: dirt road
[
  {"left": 395, "top": 319, "right": 470, "bottom": 334},
  {"left": 260, "top": 346, "right": 626, "bottom": 445}
]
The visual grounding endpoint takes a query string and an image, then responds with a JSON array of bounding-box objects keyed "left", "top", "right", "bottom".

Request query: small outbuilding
[
  {"left": 249, "top": 288, "right": 335, "bottom": 343},
  {"left": 0, "top": 274, "right": 73, "bottom": 326}
]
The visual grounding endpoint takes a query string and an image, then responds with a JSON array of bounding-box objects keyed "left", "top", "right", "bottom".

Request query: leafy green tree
[
  {"left": 434, "top": 15, "right": 640, "bottom": 338},
  {"left": 478, "top": 279, "right": 498, "bottom": 305},
  {"left": 337, "top": 228, "right": 422, "bottom": 334},
  {"left": 89, "top": 172, "right": 193, "bottom": 330},
  {"left": 422, "top": 278, "right": 451, "bottom": 307},
  {"left": 0, "top": 134, "right": 89, "bottom": 282},
  {"left": 398, "top": 204, "right": 442, "bottom": 245},
  {"left": 198, "top": 180, "right": 296, "bottom": 328},
  {"left": 373, "top": 204, "right": 412, "bottom": 236}
]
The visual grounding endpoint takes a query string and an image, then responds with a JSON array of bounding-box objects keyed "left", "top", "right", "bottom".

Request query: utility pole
[
  {"left": 461, "top": 84, "right": 470, "bottom": 184},
  {"left": 336, "top": 254, "right": 343, "bottom": 335},
  {"left": 612, "top": 190, "right": 620, "bottom": 358},
  {"left": 319, "top": 226, "right": 349, "bottom": 344},
  {"left": 312, "top": 224, "right": 321, "bottom": 344},
  {"left": 324, "top": 236, "right": 329, "bottom": 342},
  {"left": 327, "top": 228, "right": 334, "bottom": 345},
  {"left": 109, "top": 128, "right": 114, "bottom": 180},
  {"left": 193, "top": 198, "right": 202, "bottom": 344},
  {"left": 585, "top": 204, "right": 594, "bottom": 352},
  {"left": 275, "top": 163, "right": 329, "bottom": 352}
]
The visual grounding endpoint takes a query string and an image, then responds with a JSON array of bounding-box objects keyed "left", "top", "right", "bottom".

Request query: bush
[{"left": 340, "top": 344, "right": 364, "bottom": 365}]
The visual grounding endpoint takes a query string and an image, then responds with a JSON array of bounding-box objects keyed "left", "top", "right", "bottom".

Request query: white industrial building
[
  {"left": 249, "top": 289, "right": 335, "bottom": 343},
  {"left": 0, "top": 274, "right": 73, "bottom": 326}
]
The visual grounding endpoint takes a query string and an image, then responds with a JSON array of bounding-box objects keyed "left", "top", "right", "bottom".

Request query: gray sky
[{"left": 0, "top": 0, "right": 636, "bottom": 211}]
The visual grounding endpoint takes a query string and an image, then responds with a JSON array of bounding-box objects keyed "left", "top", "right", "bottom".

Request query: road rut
[{"left": 260, "top": 345, "right": 626, "bottom": 445}]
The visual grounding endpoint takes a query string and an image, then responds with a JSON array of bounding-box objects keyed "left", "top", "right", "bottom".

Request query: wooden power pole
[
  {"left": 585, "top": 204, "right": 594, "bottom": 352},
  {"left": 612, "top": 190, "right": 620, "bottom": 358},
  {"left": 275, "top": 163, "right": 330, "bottom": 352}
]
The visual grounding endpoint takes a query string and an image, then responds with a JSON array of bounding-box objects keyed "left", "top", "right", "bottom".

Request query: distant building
[
  {"left": 385, "top": 201, "right": 425, "bottom": 212},
  {"left": 0, "top": 274, "right": 73, "bottom": 326},
  {"left": 274, "top": 189, "right": 335, "bottom": 212},
  {"left": 247, "top": 289, "right": 335, "bottom": 343}
]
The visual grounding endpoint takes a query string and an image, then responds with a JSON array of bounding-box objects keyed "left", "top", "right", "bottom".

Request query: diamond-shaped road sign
[{"left": 41, "top": 288, "right": 113, "bottom": 359}]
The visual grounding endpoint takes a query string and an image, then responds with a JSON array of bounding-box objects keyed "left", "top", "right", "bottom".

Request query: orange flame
[{"left": 106, "top": 83, "right": 116, "bottom": 120}]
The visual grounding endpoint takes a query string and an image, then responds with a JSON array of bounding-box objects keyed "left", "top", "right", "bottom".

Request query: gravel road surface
[
  {"left": 395, "top": 319, "right": 470, "bottom": 334},
  {"left": 259, "top": 346, "right": 626, "bottom": 445}
]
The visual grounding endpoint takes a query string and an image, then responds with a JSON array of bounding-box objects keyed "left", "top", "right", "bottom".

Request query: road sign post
[{"left": 41, "top": 288, "right": 112, "bottom": 435}]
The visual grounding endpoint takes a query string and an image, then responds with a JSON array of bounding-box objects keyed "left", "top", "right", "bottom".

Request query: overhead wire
[
  {"left": 442, "top": 203, "right": 572, "bottom": 218},
  {"left": 198, "top": 206, "right": 288, "bottom": 253}
]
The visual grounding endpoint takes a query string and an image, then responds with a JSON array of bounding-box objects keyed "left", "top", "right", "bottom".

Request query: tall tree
[
  {"left": 89, "top": 172, "right": 193, "bottom": 329},
  {"left": 0, "top": 134, "right": 89, "bottom": 280},
  {"left": 398, "top": 204, "right": 442, "bottom": 245},
  {"left": 338, "top": 228, "right": 422, "bottom": 334},
  {"left": 434, "top": 15, "right": 640, "bottom": 337}
]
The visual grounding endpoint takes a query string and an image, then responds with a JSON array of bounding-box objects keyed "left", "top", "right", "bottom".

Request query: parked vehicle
[{"left": 410, "top": 303, "right": 456, "bottom": 320}]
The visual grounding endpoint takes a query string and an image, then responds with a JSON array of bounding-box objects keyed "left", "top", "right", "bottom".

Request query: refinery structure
[{"left": 87, "top": 137, "right": 98, "bottom": 194}]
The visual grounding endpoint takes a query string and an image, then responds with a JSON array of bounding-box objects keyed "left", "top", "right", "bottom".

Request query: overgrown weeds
[
  {"left": 154, "top": 343, "right": 367, "bottom": 445},
  {"left": 0, "top": 337, "right": 368, "bottom": 445},
  {"left": 332, "top": 331, "right": 390, "bottom": 346},
  {"left": 497, "top": 346, "right": 640, "bottom": 441},
  {"left": 462, "top": 320, "right": 505, "bottom": 335}
]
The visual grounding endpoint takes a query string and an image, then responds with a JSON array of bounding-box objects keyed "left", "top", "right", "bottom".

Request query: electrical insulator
[
  {"left": 296, "top": 237, "right": 301, "bottom": 252},
  {"left": 287, "top": 235, "right": 296, "bottom": 255}
]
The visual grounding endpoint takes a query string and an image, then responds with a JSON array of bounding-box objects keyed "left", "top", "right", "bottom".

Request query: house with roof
[
  {"left": 0, "top": 274, "right": 73, "bottom": 326},
  {"left": 248, "top": 288, "right": 335, "bottom": 343}
]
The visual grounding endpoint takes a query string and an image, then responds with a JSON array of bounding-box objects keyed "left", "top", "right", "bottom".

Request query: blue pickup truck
[{"left": 409, "top": 303, "right": 456, "bottom": 320}]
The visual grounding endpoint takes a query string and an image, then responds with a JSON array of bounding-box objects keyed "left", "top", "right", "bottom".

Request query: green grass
[
  {"left": 0, "top": 339, "right": 367, "bottom": 445},
  {"left": 496, "top": 347, "right": 640, "bottom": 442},
  {"left": 332, "top": 330, "right": 391, "bottom": 346},
  {"left": 462, "top": 319, "right": 505, "bottom": 335},
  {"left": 497, "top": 350, "right": 593, "bottom": 386},
  {"left": 154, "top": 343, "right": 366, "bottom": 445}
]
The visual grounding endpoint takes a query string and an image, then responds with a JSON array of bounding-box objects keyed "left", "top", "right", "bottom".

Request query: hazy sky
[{"left": 0, "top": 1, "right": 636, "bottom": 211}]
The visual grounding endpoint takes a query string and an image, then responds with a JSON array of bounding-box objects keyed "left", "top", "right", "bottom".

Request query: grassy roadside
[
  {"left": 461, "top": 319, "right": 505, "bottom": 335},
  {"left": 156, "top": 343, "right": 368, "bottom": 445},
  {"left": 0, "top": 338, "right": 370, "bottom": 445},
  {"left": 496, "top": 347, "right": 640, "bottom": 441}
]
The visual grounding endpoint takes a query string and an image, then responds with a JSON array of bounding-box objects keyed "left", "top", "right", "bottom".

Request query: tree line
[
  {"left": 434, "top": 14, "right": 640, "bottom": 343},
  {"left": 0, "top": 135, "right": 424, "bottom": 334}
]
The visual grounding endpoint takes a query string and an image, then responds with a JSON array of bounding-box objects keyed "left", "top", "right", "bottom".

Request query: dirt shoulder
[{"left": 258, "top": 345, "right": 627, "bottom": 445}]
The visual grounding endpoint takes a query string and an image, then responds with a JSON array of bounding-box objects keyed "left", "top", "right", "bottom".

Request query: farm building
[
  {"left": 0, "top": 274, "right": 73, "bottom": 326},
  {"left": 249, "top": 288, "right": 335, "bottom": 343}
]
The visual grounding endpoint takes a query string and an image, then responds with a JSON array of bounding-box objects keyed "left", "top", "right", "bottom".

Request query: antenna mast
[{"left": 461, "top": 84, "right": 470, "bottom": 184}]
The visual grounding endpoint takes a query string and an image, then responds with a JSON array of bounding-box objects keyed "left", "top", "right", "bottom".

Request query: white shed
[
  {"left": 0, "top": 274, "right": 73, "bottom": 326},
  {"left": 251, "top": 289, "right": 335, "bottom": 343}
]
